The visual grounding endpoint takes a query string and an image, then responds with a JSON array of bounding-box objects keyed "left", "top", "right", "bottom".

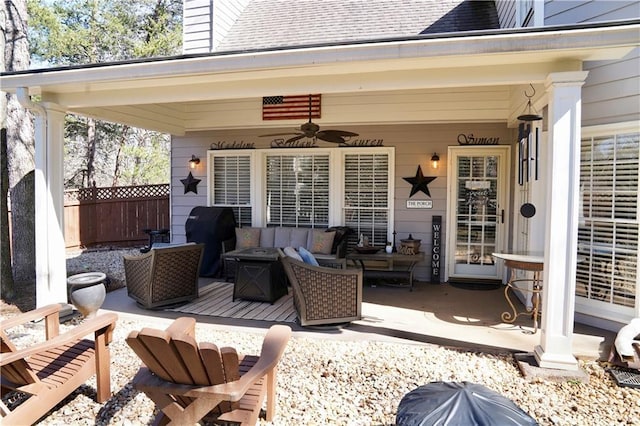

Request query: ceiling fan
[{"left": 261, "top": 95, "right": 358, "bottom": 144}]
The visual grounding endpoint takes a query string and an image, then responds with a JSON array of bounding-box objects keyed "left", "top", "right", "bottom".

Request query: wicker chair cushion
[
  {"left": 309, "top": 230, "right": 335, "bottom": 254},
  {"left": 298, "top": 247, "right": 319, "bottom": 266},
  {"left": 236, "top": 227, "right": 261, "bottom": 249}
]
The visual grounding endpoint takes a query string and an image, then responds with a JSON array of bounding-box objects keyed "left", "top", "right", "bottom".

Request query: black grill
[{"left": 185, "top": 207, "right": 236, "bottom": 277}]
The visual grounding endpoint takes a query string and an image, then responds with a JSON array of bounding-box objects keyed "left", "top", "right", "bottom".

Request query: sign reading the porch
[
  {"left": 457, "top": 133, "right": 500, "bottom": 145},
  {"left": 406, "top": 200, "right": 432, "bottom": 209},
  {"left": 210, "top": 140, "right": 255, "bottom": 150}
]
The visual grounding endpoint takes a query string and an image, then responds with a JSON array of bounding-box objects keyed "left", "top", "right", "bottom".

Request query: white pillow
[{"left": 283, "top": 246, "right": 303, "bottom": 262}]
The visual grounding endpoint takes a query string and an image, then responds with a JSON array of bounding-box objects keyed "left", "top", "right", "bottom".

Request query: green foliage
[
  {"left": 28, "top": 0, "right": 182, "bottom": 65},
  {"left": 116, "top": 130, "right": 170, "bottom": 185},
  {"left": 27, "top": 0, "right": 181, "bottom": 187}
]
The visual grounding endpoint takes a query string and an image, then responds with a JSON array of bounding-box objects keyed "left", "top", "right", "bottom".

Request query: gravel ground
[{"left": 1, "top": 248, "right": 639, "bottom": 425}]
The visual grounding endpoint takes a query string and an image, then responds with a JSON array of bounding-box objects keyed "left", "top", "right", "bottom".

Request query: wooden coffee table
[{"left": 346, "top": 251, "right": 425, "bottom": 291}]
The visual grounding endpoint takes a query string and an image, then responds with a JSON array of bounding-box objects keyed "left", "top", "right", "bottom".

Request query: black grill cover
[
  {"left": 185, "top": 207, "right": 236, "bottom": 277},
  {"left": 396, "top": 381, "right": 538, "bottom": 426}
]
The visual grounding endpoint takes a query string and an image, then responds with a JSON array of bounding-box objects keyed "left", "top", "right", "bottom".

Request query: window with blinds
[
  {"left": 576, "top": 131, "right": 639, "bottom": 309},
  {"left": 343, "top": 153, "right": 390, "bottom": 247},
  {"left": 265, "top": 153, "right": 329, "bottom": 228},
  {"left": 211, "top": 154, "right": 252, "bottom": 227}
]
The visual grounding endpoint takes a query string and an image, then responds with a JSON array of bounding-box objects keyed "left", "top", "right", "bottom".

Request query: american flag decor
[{"left": 262, "top": 94, "right": 321, "bottom": 120}]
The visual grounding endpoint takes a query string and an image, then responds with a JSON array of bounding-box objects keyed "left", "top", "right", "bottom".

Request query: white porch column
[
  {"left": 18, "top": 89, "right": 68, "bottom": 307},
  {"left": 534, "top": 71, "right": 589, "bottom": 370}
]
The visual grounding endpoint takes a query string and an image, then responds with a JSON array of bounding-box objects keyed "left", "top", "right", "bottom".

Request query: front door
[{"left": 446, "top": 146, "right": 510, "bottom": 281}]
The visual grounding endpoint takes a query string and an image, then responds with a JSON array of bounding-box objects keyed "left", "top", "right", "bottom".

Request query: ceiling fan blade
[
  {"left": 316, "top": 130, "right": 359, "bottom": 143},
  {"left": 286, "top": 134, "right": 307, "bottom": 144},
  {"left": 316, "top": 131, "right": 347, "bottom": 144},
  {"left": 322, "top": 130, "right": 359, "bottom": 137},
  {"left": 260, "top": 132, "right": 302, "bottom": 137}
]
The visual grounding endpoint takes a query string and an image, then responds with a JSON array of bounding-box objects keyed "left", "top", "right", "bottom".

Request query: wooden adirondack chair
[
  {"left": 0, "top": 304, "right": 118, "bottom": 425},
  {"left": 126, "top": 318, "right": 291, "bottom": 425}
]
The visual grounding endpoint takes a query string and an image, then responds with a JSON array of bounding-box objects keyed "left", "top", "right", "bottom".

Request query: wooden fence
[{"left": 63, "top": 184, "right": 170, "bottom": 249}]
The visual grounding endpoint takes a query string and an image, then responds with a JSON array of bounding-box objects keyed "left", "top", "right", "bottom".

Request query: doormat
[
  {"left": 448, "top": 278, "right": 502, "bottom": 291},
  {"left": 608, "top": 367, "right": 640, "bottom": 388},
  {"left": 166, "top": 282, "right": 297, "bottom": 323}
]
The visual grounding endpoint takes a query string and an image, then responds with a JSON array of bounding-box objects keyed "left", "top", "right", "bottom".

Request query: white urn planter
[{"left": 67, "top": 272, "right": 107, "bottom": 318}]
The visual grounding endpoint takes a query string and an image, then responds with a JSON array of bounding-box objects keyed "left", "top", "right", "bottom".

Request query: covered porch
[
  {"left": 3, "top": 21, "right": 639, "bottom": 371},
  {"left": 99, "top": 274, "right": 614, "bottom": 360}
]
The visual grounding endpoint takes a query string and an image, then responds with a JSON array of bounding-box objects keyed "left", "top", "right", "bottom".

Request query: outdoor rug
[{"left": 166, "top": 282, "right": 298, "bottom": 323}]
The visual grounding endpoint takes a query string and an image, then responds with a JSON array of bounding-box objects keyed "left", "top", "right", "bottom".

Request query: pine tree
[{"left": 27, "top": 0, "right": 181, "bottom": 187}]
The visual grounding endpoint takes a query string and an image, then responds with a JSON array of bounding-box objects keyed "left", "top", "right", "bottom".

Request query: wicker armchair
[
  {"left": 281, "top": 256, "right": 363, "bottom": 327},
  {"left": 124, "top": 243, "right": 204, "bottom": 309}
]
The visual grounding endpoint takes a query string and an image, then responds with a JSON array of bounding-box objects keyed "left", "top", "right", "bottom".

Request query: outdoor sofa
[{"left": 222, "top": 226, "right": 350, "bottom": 281}]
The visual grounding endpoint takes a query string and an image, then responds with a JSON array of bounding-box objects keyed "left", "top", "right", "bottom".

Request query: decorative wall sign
[
  {"left": 270, "top": 138, "right": 317, "bottom": 148},
  {"left": 465, "top": 188, "right": 494, "bottom": 208},
  {"left": 180, "top": 172, "right": 201, "bottom": 194},
  {"left": 210, "top": 141, "right": 255, "bottom": 150},
  {"left": 209, "top": 137, "right": 384, "bottom": 150},
  {"left": 457, "top": 133, "right": 500, "bottom": 145},
  {"left": 431, "top": 216, "right": 442, "bottom": 283},
  {"left": 269, "top": 137, "right": 384, "bottom": 148},
  {"left": 340, "top": 138, "right": 384, "bottom": 147},
  {"left": 407, "top": 200, "right": 433, "bottom": 209},
  {"left": 465, "top": 180, "right": 490, "bottom": 190},
  {"left": 403, "top": 165, "right": 436, "bottom": 198}
]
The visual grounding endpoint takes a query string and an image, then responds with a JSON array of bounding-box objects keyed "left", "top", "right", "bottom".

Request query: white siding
[
  {"left": 495, "top": 0, "right": 516, "bottom": 28},
  {"left": 544, "top": 0, "right": 639, "bottom": 25},
  {"left": 542, "top": 1, "right": 640, "bottom": 127},
  {"left": 183, "top": 88, "right": 513, "bottom": 131},
  {"left": 583, "top": 48, "right": 640, "bottom": 127},
  {"left": 171, "top": 122, "right": 512, "bottom": 281},
  {"left": 183, "top": 0, "right": 251, "bottom": 54},
  {"left": 183, "top": 0, "right": 214, "bottom": 54}
]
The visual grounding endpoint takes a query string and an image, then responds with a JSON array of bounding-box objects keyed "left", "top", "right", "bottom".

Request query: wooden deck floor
[{"left": 167, "top": 282, "right": 297, "bottom": 323}]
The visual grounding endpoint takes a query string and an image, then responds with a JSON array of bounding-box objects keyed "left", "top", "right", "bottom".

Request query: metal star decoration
[
  {"left": 181, "top": 172, "right": 201, "bottom": 194},
  {"left": 403, "top": 165, "right": 436, "bottom": 198}
]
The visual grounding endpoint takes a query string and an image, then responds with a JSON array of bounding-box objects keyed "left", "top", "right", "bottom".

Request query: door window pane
[{"left": 455, "top": 154, "right": 498, "bottom": 267}]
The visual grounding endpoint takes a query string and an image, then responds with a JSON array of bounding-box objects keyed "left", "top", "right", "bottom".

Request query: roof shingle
[{"left": 216, "top": 0, "right": 500, "bottom": 52}]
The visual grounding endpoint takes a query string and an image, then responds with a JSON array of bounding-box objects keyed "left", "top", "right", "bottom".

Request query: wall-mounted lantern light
[
  {"left": 431, "top": 153, "right": 440, "bottom": 169},
  {"left": 189, "top": 155, "right": 200, "bottom": 169}
]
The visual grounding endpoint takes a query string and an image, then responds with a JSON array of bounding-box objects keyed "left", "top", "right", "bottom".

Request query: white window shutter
[{"left": 576, "top": 132, "right": 638, "bottom": 309}]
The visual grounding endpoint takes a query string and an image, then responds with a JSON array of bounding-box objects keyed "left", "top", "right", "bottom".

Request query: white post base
[{"left": 534, "top": 345, "right": 580, "bottom": 371}]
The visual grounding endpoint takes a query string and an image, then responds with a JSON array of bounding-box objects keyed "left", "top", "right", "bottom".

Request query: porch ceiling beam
[
  {"left": 3, "top": 23, "right": 637, "bottom": 97},
  {"left": 45, "top": 61, "right": 579, "bottom": 109},
  {"left": 74, "top": 106, "right": 187, "bottom": 135}
]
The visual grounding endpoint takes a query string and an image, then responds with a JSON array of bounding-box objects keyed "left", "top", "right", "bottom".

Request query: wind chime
[{"left": 517, "top": 84, "right": 542, "bottom": 186}]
